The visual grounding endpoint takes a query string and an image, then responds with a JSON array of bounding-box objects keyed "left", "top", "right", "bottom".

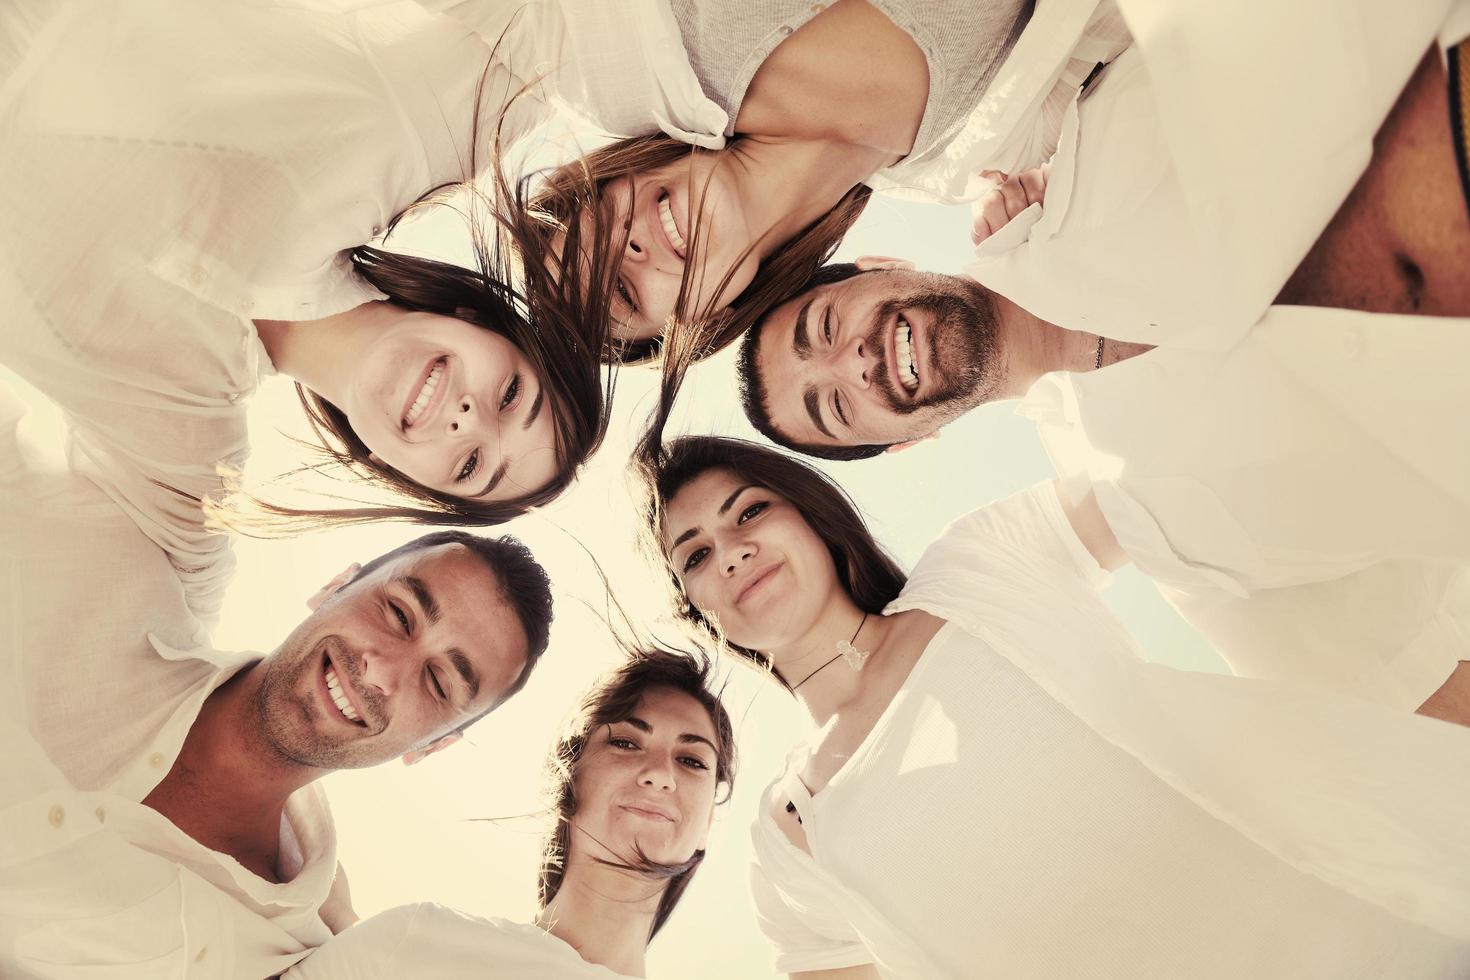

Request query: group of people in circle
[{"left": 3, "top": 0, "right": 1470, "bottom": 977}]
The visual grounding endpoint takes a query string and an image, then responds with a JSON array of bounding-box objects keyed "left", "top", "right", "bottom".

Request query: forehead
[
  {"left": 660, "top": 468, "right": 747, "bottom": 548},
  {"left": 620, "top": 685, "right": 718, "bottom": 744}
]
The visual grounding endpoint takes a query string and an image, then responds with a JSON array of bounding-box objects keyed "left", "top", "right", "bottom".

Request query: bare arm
[
  {"left": 793, "top": 967, "right": 884, "bottom": 980},
  {"left": 1055, "top": 479, "right": 1131, "bottom": 572},
  {"left": 1416, "top": 661, "right": 1470, "bottom": 727}
]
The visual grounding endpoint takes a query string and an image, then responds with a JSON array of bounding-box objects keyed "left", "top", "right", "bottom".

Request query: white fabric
[
  {"left": 0, "top": 0, "right": 544, "bottom": 623},
  {"left": 0, "top": 382, "right": 337, "bottom": 980},
  {"left": 965, "top": 0, "right": 1463, "bottom": 346},
  {"left": 428, "top": 0, "right": 1132, "bottom": 203},
  {"left": 285, "top": 903, "right": 639, "bottom": 979},
  {"left": 750, "top": 483, "right": 1470, "bottom": 978},
  {"left": 1017, "top": 305, "right": 1470, "bottom": 707}
]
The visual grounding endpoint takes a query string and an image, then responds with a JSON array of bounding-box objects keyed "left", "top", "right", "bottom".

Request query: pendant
[{"left": 835, "top": 639, "right": 870, "bottom": 671}]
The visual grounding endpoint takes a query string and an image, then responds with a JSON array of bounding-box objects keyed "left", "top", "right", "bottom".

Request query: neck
[
  {"left": 254, "top": 301, "right": 393, "bottom": 409},
  {"left": 536, "top": 861, "right": 662, "bottom": 977},
  {"left": 147, "top": 664, "right": 325, "bottom": 875},
  {"left": 988, "top": 293, "right": 1106, "bottom": 396},
  {"left": 723, "top": 137, "right": 885, "bottom": 265},
  {"left": 770, "top": 594, "right": 890, "bottom": 726}
]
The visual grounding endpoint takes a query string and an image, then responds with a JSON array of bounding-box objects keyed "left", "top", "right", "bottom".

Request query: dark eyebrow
[
  {"left": 667, "top": 484, "right": 757, "bottom": 553},
  {"left": 403, "top": 576, "right": 441, "bottom": 625},
  {"left": 803, "top": 387, "right": 835, "bottom": 440},
  {"left": 447, "top": 649, "right": 481, "bottom": 700},
  {"left": 472, "top": 460, "right": 510, "bottom": 499},
  {"left": 623, "top": 716, "right": 719, "bottom": 755},
  {"left": 792, "top": 297, "right": 814, "bottom": 360},
  {"left": 521, "top": 384, "right": 545, "bottom": 431}
]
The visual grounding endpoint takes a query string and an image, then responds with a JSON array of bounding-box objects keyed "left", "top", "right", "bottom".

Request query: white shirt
[
  {"left": 284, "top": 903, "right": 640, "bottom": 979},
  {"left": 965, "top": 0, "right": 1467, "bottom": 346},
  {"left": 0, "top": 382, "right": 338, "bottom": 979},
  {"left": 428, "top": 0, "right": 1132, "bottom": 203},
  {"left": 1016, "top": 306, "right": 1470, "bottom": 707},
  {"left": 750, "top": 484, "right": 1470, "bottom": 978},
  {"left": 0, "top": 0, "right": 545, "bottom": 623}
]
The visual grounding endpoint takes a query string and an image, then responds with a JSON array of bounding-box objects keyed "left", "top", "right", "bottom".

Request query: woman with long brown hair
[
  {"left": 285, "top": 647, "right": 736, "bottom": 979},
  {"left": 632, "top": 435, "right": 1470, "bottom": 978}
]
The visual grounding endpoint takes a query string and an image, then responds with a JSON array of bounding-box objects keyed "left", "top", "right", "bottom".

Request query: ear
[
  {"left": 307, "top": 563, "right": 361, "bottom": 611},
  {"left": 882, "top": 430, "right": 941, "bottom": 454},
  {"left": 401, "top": 731, "right": 462, "bottom": 767},
  {"left": 853, "top": 255, "right": 916, "bottom": 272}
]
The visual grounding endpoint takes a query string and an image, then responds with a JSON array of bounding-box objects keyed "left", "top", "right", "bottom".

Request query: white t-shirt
[
  {"left": 1016, "top": 308, "right": 1470, "bottom": 707},
  {"left": 0, "top": 0, "right": 550, "bottom": 622},
  {"left": 285, "top": 903, "right": 640, "bottom": 980},
  {"left": 749, "top": 483, "right": 1470, "bottom": 978},
  {"left": 0, "top": 382, "right": 337, "bottom": 980}
]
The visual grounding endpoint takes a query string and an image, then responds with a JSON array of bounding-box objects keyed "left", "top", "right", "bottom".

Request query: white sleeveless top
[{"left": 749, "top": 483, "right": 1470, "bottom": 977}]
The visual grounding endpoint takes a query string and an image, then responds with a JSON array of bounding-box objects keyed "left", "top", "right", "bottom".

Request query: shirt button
[
  {"left": 780, "top": 25, "right": 794, "bottom": 35},
  {"left": 149, "top": 752, "right": 167, "bottom": 769},
  {"left": 95, "top": 806, "right": 107, "bottom": 823},
  {"left": 1340, "top": 331, "right": 1363, "bottom": 358},
  {"left": 48, "top": 805, "right": 64, "bottom": 828},
  {"left": 195, "top": 946, "right": 208, "bottom": 962}
]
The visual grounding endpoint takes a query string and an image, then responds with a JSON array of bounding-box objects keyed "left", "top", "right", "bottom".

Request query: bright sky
[{"left": 192, "top": 180, "right": 1223, "bottom": 976}]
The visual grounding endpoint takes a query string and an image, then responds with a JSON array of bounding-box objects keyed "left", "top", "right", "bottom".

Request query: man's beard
[
  {"left": 863, "top": 284, "right": 998, "bottom": 418},
  {"left": 250, "top": 633, "right": 383, "bottom": 771}
]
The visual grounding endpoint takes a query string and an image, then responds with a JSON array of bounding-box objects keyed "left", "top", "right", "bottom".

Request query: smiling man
[
  {"left": 738, "top": 257, "right": 1470, "bottom": 722},
  {"left": 0, "top": 382, "right": 552, "bottom": 978}
]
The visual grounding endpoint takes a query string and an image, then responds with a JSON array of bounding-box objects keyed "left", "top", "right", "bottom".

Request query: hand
[{"left": 970, "top": 164, "right": 1051, "bottom": 245}]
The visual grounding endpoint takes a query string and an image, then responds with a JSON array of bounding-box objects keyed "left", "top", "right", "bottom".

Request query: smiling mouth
[
  {"left": 402, "top": 356, "right": 446, "bottom": 430},
  {"left": 322, "top": 652, "right": 368, "bottom": 727},
  {"left": 657, "top": 191, "right": 688, "bottom": 260},
  {"left": 736, "top": 563, "right": 782, "bottom": 606},
  {"left": 621, "top": 803, "right": 675, "bottom": 822},
  {"left": 895, "top": 320, "right": 919, "bottom": 393}
]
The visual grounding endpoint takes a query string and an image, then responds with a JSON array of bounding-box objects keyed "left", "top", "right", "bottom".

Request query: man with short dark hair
[
  {"left": 0, "top": 384, "right": 553, "bottom": 978},
  {"left": 740, "top": 248, "right": 1470, "bottom": 722}
]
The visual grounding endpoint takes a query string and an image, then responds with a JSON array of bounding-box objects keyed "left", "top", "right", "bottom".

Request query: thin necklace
[
  {"left": 791, "top": 612, "right": 869, "bottom": 691},
  {"left": 1094, "top": 334, "right": 1106, "bottom": 369}
]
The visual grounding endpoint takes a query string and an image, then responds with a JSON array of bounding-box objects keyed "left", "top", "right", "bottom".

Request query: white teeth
[
  {"left": 896, "top": 324, "right": 919, "bottom": 391},
  {"left": 658, "top": 193, "right": 687, "bottom": 255},
  {"left": 324, "top": 666, "right": 361, "bottom": 722},
  {"left": 403, "top": 360, "right": 444, "bottom": 427}
]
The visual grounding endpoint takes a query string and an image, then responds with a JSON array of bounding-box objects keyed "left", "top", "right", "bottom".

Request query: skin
[
  {"left": 1277, "top": 48, "right": 1470, "bottom": 316},
  {"left": 255, "top": 303, "right": 560, "bottom": 502},
  {"left": 754, "top": 259, "right": 1140, "bottom": 449},
  {"left": 536, "top": 686, "right": 721, "bottom": 978},
  {"left": 1416, "top": 661, "right": 1470, "bottom": 727},
  {"left": 577, "top": 0, "right": 930, "bottom": 342},
  {"left": 142, "top": 542, "right": 530, "bottom": 882}
]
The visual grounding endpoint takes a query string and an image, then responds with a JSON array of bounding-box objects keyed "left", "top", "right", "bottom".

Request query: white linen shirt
[
  {"left": 0, "top": 384, "right": 337, "bottom": 980},
  {"left": 749, "top": 483, "right": 1470, "bottom": 978},
  {"left": 965, "top": 0, "right": 1468, "bottom": 346},
  {"left": 1016, "top": 306, "right": 1470, "bottom": 707},
  {"left": 427, "top": 0, "right": 1132, "bottom": 203},
  {"left": 284, "top": 903, "right": 640, "bottom": 979},
  {"left": 0, "top": 0, "right": 548, "bottom": 623}
]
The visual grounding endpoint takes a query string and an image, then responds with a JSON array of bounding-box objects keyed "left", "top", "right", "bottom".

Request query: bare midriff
[{"left": 1277, "top": 47, "right": 1470, "bottom": 316}]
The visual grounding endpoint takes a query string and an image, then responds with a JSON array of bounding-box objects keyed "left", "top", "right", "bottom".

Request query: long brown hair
[
  {"left": 216, "top": 50, "right": 621, "bottom": 533},
  {"left": 538, "top": 647, "right": 736, "bottom": 941},
  {"left": 630, "top": 435, "right": 907, "bottom": 685}
]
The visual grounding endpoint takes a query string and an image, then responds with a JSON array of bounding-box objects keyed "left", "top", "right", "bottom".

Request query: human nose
[
  {"left": 835, "top": 333, "right": 875, "bottom": 390},
  {"left": 446, "top": 395, "right": 485, "bottom": 436},
  {"left": 719, "top": 537, "right": 757, "bottom": 576},
  {"left": 359, "top": 640, "right": 411, "bottom": 699},
  {"left": 638, "top": 753, "right": 676, "bottom": 792}
]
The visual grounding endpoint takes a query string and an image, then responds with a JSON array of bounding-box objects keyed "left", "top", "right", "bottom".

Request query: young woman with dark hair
[
  {"left": 632, "top": 435, "right": 1470, "bottom": 978},
  {"left": 284, "top": 647, "right": 736, "bottom": 979}
]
